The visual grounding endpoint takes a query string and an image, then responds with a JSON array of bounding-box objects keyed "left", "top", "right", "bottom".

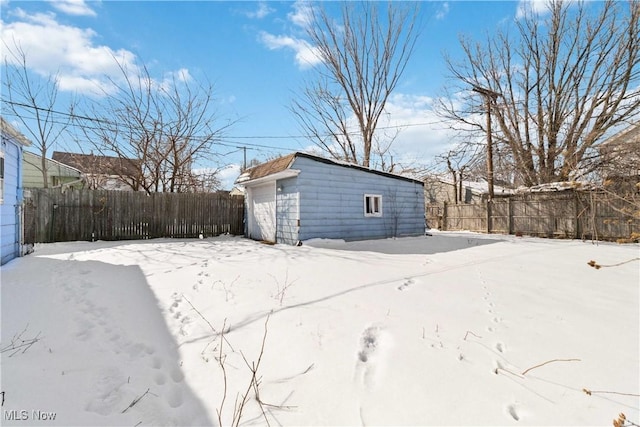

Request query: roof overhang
[
  {"left": 1, "top": 117, "right": 32, "bottom": 147},
  {"left": 237, "top": 169, "right": 300, "bottom": 187}
]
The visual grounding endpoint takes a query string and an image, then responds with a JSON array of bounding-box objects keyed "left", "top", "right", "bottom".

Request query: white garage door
[{"left": 249, "top": 182, "right": 276, "bottom": 242}]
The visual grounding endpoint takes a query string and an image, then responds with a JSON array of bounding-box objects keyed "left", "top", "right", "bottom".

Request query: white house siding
[
  {"left": 1, "top": 140, "right": 23, "bottom": 265},
  {"left": 291, "top": 157, "right": 424, "bottom": 242},
  {"left": 247, "top": 182, "right": 276, "bottom": 242},
  {"left": 275, "top": 177, "right": 300, "bottom": 245}
]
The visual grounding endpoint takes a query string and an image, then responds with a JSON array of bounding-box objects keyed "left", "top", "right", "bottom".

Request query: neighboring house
[
  {"left": 598, "top": 122, "right": 640, "bottom": 183},
  {"left": 52, "top": 151, "right": 140, "bottom": 191},
  {"left": 424, "top": 176, "right": 514, "bottom": 204},
  {"left": 1, "top": 117, "right": 31, "bottom": 265},
  {"left": 229, "top": 186, "right": 245, "bottom": 197},
  {"left": 235, "top": 152, "right": 425, "bottom": 244},
  {"left": 23, "top": 151, "right": 83, "bottom": 188}
]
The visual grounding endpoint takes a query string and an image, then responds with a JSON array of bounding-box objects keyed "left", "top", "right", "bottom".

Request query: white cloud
[
  {"left": 1, "top": 8, "right": 189, "bottom": 98},
  {"left": 516, "top": 0, "right": 552, "bottom": 19},
  {"left": 217, "top": 163, "right": 242, "bottom": 190},
  {"left": 245, "top": 1, "right": 274, "bottom": 19},
  {"left": 296, "top": 93, "right": 458, "bottom": 171},
  {"left": 1, "top": 9, "right": 137, "bottom": 95},
  {"left": 380, "top": 93, "right": 458, "bottom": 167},
  {"left": 435, "top": 2, "right": 450, "bottom": 21},
  {"left": 46, "top": 0, "right": 97, "bottom": 17},
  {"left": 258, "top": 31, "right": 322, "bottom": 69},
  {"left": 288, "top": 0, "right": 314, "bottom": 29},
  {"left": 155, "top": 68, "right": 193, "bottom": 93}
]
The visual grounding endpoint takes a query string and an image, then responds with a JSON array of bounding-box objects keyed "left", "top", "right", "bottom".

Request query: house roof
[
  {"left": 428, "top": 176, "right": 515, "bottom": 195},
  {"left": 52, "top": 151, "right": 140, "bottom": 177},
  {"left": 600, "top": 122, "right": 640, "bottom": 147},
  {"left": 236, "top": 152, "right": 424, "bottom": 185},
  {"left": 0, "top": 117, "right": 32, "bottom": 147},
  {"left": 24, "top": 151, "right": 82, "bottom": 177}
]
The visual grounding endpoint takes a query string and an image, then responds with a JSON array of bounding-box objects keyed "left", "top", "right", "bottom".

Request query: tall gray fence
[
  {"left": 426, "top": 191, "right": 639, "bottom": 241},
  {"left": 24, "top": 188, "right": 245, "bottom": 243}
]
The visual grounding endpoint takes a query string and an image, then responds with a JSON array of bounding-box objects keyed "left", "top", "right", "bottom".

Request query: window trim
[{"left": 364, "top": 194, "right": 382, "bottom": 217}]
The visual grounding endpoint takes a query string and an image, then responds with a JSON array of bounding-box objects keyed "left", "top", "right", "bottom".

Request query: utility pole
[
  {"left": 237, "top": 146, "right": 247, "bottom": 170},
  {"left": 472, "top": 85, "right": 500, "bottom": 201}
]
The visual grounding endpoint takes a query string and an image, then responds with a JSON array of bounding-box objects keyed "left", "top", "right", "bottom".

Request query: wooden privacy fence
[
  {"left": 24, "top": 188, "right": 245, "bottom": 243},
  {"left": 426, "top": 191, "right": 639, "bottom": 241}
]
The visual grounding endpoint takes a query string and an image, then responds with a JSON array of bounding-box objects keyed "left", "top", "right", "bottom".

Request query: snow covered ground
[{"left": 1, "top": 231, "right": 638, "bottom": 426}]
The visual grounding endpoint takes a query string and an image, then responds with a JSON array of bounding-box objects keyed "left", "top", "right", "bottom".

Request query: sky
[{"left": 1, "top": 0, "right": 551, "bottom": 190}]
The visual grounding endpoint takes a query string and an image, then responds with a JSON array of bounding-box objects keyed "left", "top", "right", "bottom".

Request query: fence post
[
  {"left": 507, "top": 198, "right": 513, "bottom": 235},
  {"left": 574, "top": 191, "right": 581, "bottom": 239},
  {"left": 442, "top": 201, "right": 447, "bottom": 231}
]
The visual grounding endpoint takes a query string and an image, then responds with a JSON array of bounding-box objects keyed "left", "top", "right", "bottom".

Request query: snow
[{"left": 1, "top": 232, "right": 638, "bottom": 426}]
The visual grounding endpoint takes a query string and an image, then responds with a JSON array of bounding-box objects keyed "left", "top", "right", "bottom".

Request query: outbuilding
[
  {"left": 236, "top": 152, "right": 425, "bottom": 244},
  {"left": 1, "top": 117, "right": 31, "bottom": 265}
]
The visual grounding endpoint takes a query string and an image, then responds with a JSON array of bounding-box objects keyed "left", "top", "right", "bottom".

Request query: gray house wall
[
  {"left": 282, "top": 156, "right": 424, "bottom": 243},
  {"left": 1, "top": 127, "right": 29, "bottom": 265}
]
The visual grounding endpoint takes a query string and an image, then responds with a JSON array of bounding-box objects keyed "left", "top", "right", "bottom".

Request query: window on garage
[{"left": 364, "top": 194, "right": 382, "bottom": 217}]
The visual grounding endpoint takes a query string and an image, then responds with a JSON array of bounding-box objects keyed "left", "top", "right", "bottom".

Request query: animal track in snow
[
  {"left": 170, "top": 367, "right": 185, "bottom": 383},
  {"left": 167, "top": 386, "right": 184, "bottom": 408},
  {"left": 151, "top": 357, "right": 163, "bottom": 369},
  {"left": 396, "top": 278, "right": 414, "bottom": 291},
  {"left": 495, "top": 342, "right": 505, "bottom": 353},
  {"left": 154, "top": 372, "right": 167, "bottom": 385},
  {"left": 168, "top": 293, "right": 194, "bottom": 336}
]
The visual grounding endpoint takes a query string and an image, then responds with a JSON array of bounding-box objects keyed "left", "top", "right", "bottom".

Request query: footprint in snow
[
  {"left": 505, "top": 404, "right": 520, "bottom": 421},
  {"left": 355, "top": 325, "right": 388, "bottom": 389}
]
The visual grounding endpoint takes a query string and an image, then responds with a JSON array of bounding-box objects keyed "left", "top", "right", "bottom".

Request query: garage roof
[{"left": 236, "top": 152, "right": 423, "bottom": 185}]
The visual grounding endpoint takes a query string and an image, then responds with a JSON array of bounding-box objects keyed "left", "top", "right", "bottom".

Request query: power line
[{"left": 2, "top": 99, "right": 443, "bottom": 142}]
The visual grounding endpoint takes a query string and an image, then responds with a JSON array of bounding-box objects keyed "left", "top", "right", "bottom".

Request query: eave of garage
[{"left": 238, "top": 169, "right": 300, "bottom": 187}]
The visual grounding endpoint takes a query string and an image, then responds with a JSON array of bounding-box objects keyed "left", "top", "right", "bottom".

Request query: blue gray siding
[
  {"left": 1, "top": 140, "right": 23, "bottom": 264},
  {"left": 289, "top": 157, "right": 424, "bottom": 242}
]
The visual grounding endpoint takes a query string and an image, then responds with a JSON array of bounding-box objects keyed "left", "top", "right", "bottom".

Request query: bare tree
[
  {"left": 2, "top": 43, "right": 76, "bottom": 187},
  {"left": 437, "top": 0, "right": 640, "bottom": 186},
  {"left": 290, "top": 1, "right": 420, "bottom": 170},
  {"left": 79, "top": 60, "right": 232, "bottom": 193}
]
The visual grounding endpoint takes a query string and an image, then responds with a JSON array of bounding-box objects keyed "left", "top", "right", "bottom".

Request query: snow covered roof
[
  {"left": 430, "top": 176, "right": 515, "bottom": 195},
  {"left": 516, "top": 181, "right": 600, "bottom": 193}
]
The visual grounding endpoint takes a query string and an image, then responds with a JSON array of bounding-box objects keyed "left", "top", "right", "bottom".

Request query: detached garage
[{"left": 236, "top": 152, "right": 425, "bottom": 245}]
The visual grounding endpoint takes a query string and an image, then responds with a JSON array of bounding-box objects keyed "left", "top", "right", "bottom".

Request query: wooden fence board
[
  {"left": 427, "top": 190, "right": 638, "bottom": 241},
  {"left": 24, "top": 188, "right": 245, "bottom": 243}
]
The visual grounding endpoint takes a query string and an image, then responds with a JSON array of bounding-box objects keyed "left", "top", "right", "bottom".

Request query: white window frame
[{"left": 364, "top": 194, "right": 382, "bottom": 217}]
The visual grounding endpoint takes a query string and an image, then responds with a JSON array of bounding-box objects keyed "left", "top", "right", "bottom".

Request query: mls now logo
[{"left": 4, "top": 410, "right": 57, "bottom": 421}]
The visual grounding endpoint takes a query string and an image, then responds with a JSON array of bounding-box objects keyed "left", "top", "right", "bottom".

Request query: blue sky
[{"left": 1, "top": 0, "right": 547, "bottom": 189}]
